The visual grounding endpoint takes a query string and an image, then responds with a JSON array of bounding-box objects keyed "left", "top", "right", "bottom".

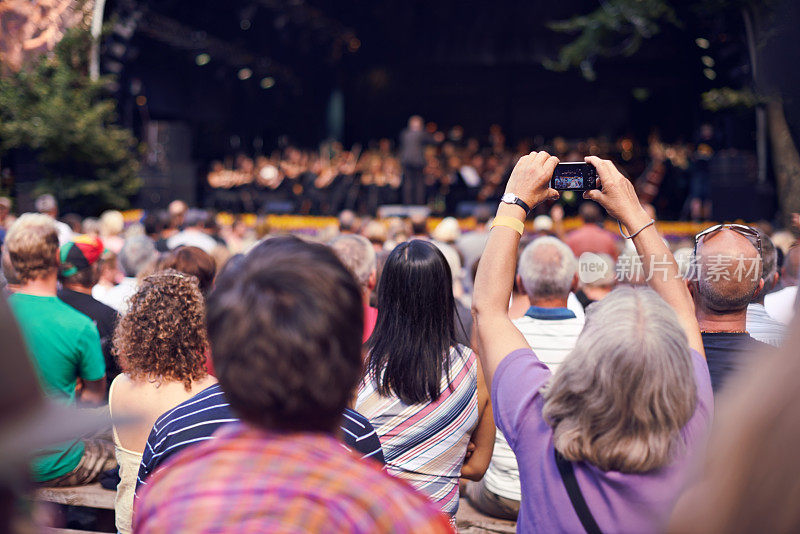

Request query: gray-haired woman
[{"left": 472, "top": 152, "right": 712, "bottom": 533}]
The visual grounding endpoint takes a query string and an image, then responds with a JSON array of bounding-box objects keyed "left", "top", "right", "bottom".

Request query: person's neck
[
  {"left": 18, "top": 274, "right": 58, "bottom": 297},
  {"left": 529, "top": 295, "right": 569, "bottom": 309},
  {"left": 63, "top": 283, "right": 92, "bottom": 295},
  {"left": 581, "top": 286, "right": 612, "bottom": 301},
  {"left": 696, "top": 306, "right": 748, "bottom": 333}
]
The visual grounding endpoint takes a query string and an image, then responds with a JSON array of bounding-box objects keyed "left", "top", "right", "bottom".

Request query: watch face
[{"left": 502, "top": 193, "right": 515, "bottom": 203}]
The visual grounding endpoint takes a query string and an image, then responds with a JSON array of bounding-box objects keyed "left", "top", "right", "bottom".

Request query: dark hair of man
[
  {"left": 206, "top": 236, "right": 364, "bottom": 433},
  {"left": 58, "top": 264, "right": 99, "bottom": 288},
  {"left": 367, "top": 239, "right": 459, "bottom": 404}
]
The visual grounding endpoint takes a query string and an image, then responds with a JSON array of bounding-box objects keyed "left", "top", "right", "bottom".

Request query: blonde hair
[
  {"left": 5, "top": 213, "right": 60, "bottom": 282},
  {"left": 99, "top": 210, "right": 125, "bottom": 236},
  {"left": 542, "top": 286, "right": 696, "bottom": 473}
]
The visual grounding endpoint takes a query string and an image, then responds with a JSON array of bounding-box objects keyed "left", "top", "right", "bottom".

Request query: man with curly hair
[{"left": 5, "top": 213, "right": 111, "bottom": 486}]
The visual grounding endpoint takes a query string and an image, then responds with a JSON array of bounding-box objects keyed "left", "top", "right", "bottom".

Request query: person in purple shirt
[{"left": 472, "top": 152, "right": 713, "bottom": 533}]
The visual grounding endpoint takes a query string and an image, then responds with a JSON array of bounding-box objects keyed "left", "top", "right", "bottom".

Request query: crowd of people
[
  {"left": 203, "top": 118, "right": 720, "bottom": 221},
  {"left": 1, "top": 151, "right": 799, "bottom": 533}
]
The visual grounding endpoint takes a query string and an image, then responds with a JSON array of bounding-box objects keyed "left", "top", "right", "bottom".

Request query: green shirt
[{"left": 9, "top": 293, "right": 106, "bottom": 481}]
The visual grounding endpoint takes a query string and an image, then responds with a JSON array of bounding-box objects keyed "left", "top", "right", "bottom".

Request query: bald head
[
  {"left": 695, "top": 229, "right": 762, "bottom": 313},
  {"left": 781, "top": 246, "right": 800, "bottom": 287}
]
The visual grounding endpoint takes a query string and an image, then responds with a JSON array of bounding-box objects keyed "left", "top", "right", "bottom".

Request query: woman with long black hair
[{"left": 355, "top": 239, "right": 495, "bottom": 517}]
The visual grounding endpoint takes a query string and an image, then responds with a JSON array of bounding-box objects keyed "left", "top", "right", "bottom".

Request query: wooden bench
[
  {"left": 35, "top": 483, "right": 115, "bottom": 510},
  {"left": 34, "top": 483, "right": 115, "bottom": 533}
]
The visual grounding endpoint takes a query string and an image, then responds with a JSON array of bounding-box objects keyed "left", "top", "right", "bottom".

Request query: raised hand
[
  {"left": 582, "top": 156, "right": 650, "bottom": 231},
  {"left": 505, "top": 151, "right": 561, "bottom": 210}
]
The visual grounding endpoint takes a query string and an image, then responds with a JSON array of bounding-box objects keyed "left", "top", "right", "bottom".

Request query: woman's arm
[
  {"left": 472, "top": 151, "right": 561, "bottom": 387},
  {"left": 583, "top": 156, "right": 704, "bottom": 356},
  {"left": 460, "top": 358, "right": 495, "bottom": 481}
]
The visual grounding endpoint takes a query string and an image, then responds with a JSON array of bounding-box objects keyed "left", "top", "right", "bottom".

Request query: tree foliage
[
  {"left": 0, "top": 25, "right": 140, "bottom": 213},
  {"left": 544, "top": 0, "right": 680, "bottom": 81}
]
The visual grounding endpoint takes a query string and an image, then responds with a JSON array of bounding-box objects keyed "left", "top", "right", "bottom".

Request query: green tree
[
  {"left": 546, "top": 0, "right": 800, "bottom": 227},
  {"left": 0, "top": 25, "right": 140, "bottom": 214}
]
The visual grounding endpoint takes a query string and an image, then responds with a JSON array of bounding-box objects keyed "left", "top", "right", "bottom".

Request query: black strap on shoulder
[{"left": 554, "top": 449, "right": 603, "bottom": 534}]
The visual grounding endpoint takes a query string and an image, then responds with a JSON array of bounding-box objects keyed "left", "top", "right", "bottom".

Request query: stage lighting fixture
[
  {"left": 195, "top": 53, "right": 211, "bottom": 66},
  {"left": 260, "top": 77, "right": 275, "bottom": 89},
  {"left": 695, "top": 38, "right": 710, "bottom": 49},
  {"left": 701, "top": 56, "right": 715, "bottom": 67},
  {"left": 703, "top": 68, "right": 717, "bottom": 80},
  {"left": 238, "top": 68, "right": 253, "bottom": 80}
]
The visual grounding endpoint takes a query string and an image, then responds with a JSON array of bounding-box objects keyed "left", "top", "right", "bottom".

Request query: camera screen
[{"left": 553, "top": 170, "right": 585, "bottom": 190}]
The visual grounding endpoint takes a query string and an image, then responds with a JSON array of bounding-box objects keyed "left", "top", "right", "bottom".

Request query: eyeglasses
[{"left": 694, "top": 223, "right": 762, "bottom": 258}]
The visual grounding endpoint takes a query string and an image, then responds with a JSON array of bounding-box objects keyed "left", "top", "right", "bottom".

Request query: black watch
[{"left": 500, "top": 193, "right": 531, "bottom": 215}]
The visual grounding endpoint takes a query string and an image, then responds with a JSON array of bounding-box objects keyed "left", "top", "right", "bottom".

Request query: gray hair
[
  {"left": 518, "top": 236, "right": 577, "bottom": 299},
  {"left": 118, "top": 235, "right": 157, "bottom": 278},
  {"left": 542, "top": 286, "right": 697, "bottom": 473},
  {"left": 329, "top": 234, "right": 376, "bottom": 288},
  {"left": 34, "top": 194, "right": 57, "bottom": 214}
]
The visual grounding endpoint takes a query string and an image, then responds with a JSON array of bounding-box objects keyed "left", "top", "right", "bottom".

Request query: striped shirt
[
  {"left": 356, "top": 345, "right": 478, "bottom": 516},
  {"left": 746, "top": 302, "right": 786, "bottom": 347},
  {"left": 483, "top": 306, "right": 584, "bottom": 501},
  {"left": 133, "top": 423, "right": 452, "bottom": 533},
  {"left": 137, "top": 384, "right": 383, "bottom": 492}
]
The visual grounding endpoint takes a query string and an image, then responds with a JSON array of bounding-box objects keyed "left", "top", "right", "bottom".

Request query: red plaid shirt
[{"left": 133, "top": 423, "right": 452, "bottom": 533}]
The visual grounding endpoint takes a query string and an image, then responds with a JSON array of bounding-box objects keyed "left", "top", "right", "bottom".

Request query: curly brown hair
[{"left": 113, "top": 269, "right": 208, "bottom": 390}]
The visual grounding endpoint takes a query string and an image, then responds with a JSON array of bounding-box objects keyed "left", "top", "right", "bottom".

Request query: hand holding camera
[
  {"left": 581, "top": 156, "right": 650, "bottom": 232},
  {"left": 504, "top": 151, "right": 560, "bottom": 211}
]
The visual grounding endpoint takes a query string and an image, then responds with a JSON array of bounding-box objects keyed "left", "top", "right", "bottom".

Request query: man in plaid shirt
[{"left": 134, "top": 236, "right": 450, "bottom": 533}]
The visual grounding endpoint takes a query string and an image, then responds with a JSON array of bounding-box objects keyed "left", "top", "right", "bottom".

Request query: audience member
[
  {"left": 157, "top": 246, "right": 217, "bottom": 297},
  {"left": 34, "top": 194, "right": 72, "bottom": 245},
  {"left": 473, "top": 153, "right": 711, "bottom": 532},
  {"left": 166, "top": 209, "right": 217, "bottom": 254},
  {"left": 362, "top": 219, "right": 388, "bottom": 252},
  {"left": 356, "top": 239, "right": 495, "bottom": 517},
  {"left": 134, "top": 236, "right": 450, "bottom": 532},
  {"left": 338, "top": 209, "right": 359, "bottom": 234},
  {"left": 669, "top": 317, "right": 800, "bottom": 533},
  {"left": 574, "top": 252, "right": 616, "bottom": 308},
  {"left": 691, "top": 224, "right": 771, "bottom": 392},
  {"left": 94, "top": 235, "right": 156, "bottom": 314},
  {"left": 57, "top": 236, "right": 121, "bottom": 386},
  {"left": 746, "top": 230, "right": 786, "bottom": 347},
  {"left": 329, "top": 234, "right": 378, "bottom": 343},
  {"left": 5, "top": 214, "right": 111, "bottom": 487},
  {"left": 464, "top": 235, "right": 584, "bottom": 520},
  {"left": 764, "top": 245, "right": 799, "bottom": 325},
  {"left": 564, "top": 201, "right": 619, "bottom": 260},
  {"left": 109, "top": 270, "right": 217, "bottom": 534},
  {"left": 456, "top": 205, "right": 492, "bottom": 293},
  {"left": 99, "top": 210, "right": 126, "bottom": 254},
  {"left": 0, "top": 196, "right": 11, "bottom": 229}
]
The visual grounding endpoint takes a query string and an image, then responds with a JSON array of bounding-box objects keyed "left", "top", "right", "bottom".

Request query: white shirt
[
  {"left": 166, "top": 229, "right": 219, "bottom": 254},
  {"left": 764, "top": 286, "right": 797, "bottom": 325},
  {"left": 55, "top": 220, "right": 73, "bottom": 246},
  {"left": 746, "top": 303, "right": 786, "bottom": 347},
  {"left": 482, "top": 307, "right": 585, "bottom": 501},
  {"left": 93, "top": 277, "right": 137, "bottom": 314}
]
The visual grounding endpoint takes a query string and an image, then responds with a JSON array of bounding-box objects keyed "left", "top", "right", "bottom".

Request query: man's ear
[
  {"left": 770, "top": 272, "right": 780, "bottom": 292},
  {"left": 752, "top": 277, "right": 765, "bottom": 301},
  {"left": 367, "top": 270, "right": 377, "bottom": 292},
  {"left": 570, "top": 272, "right": 579, "bottom": 293}
]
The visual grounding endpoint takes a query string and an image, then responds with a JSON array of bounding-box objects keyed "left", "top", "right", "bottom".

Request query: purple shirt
[{"left": 492, "top": 348, "right": 712, "bottom": 533}]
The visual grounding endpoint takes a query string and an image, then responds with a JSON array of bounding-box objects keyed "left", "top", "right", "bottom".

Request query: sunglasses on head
[{"left": 694, "top": 223, "right": 762, "bottom": 258}]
